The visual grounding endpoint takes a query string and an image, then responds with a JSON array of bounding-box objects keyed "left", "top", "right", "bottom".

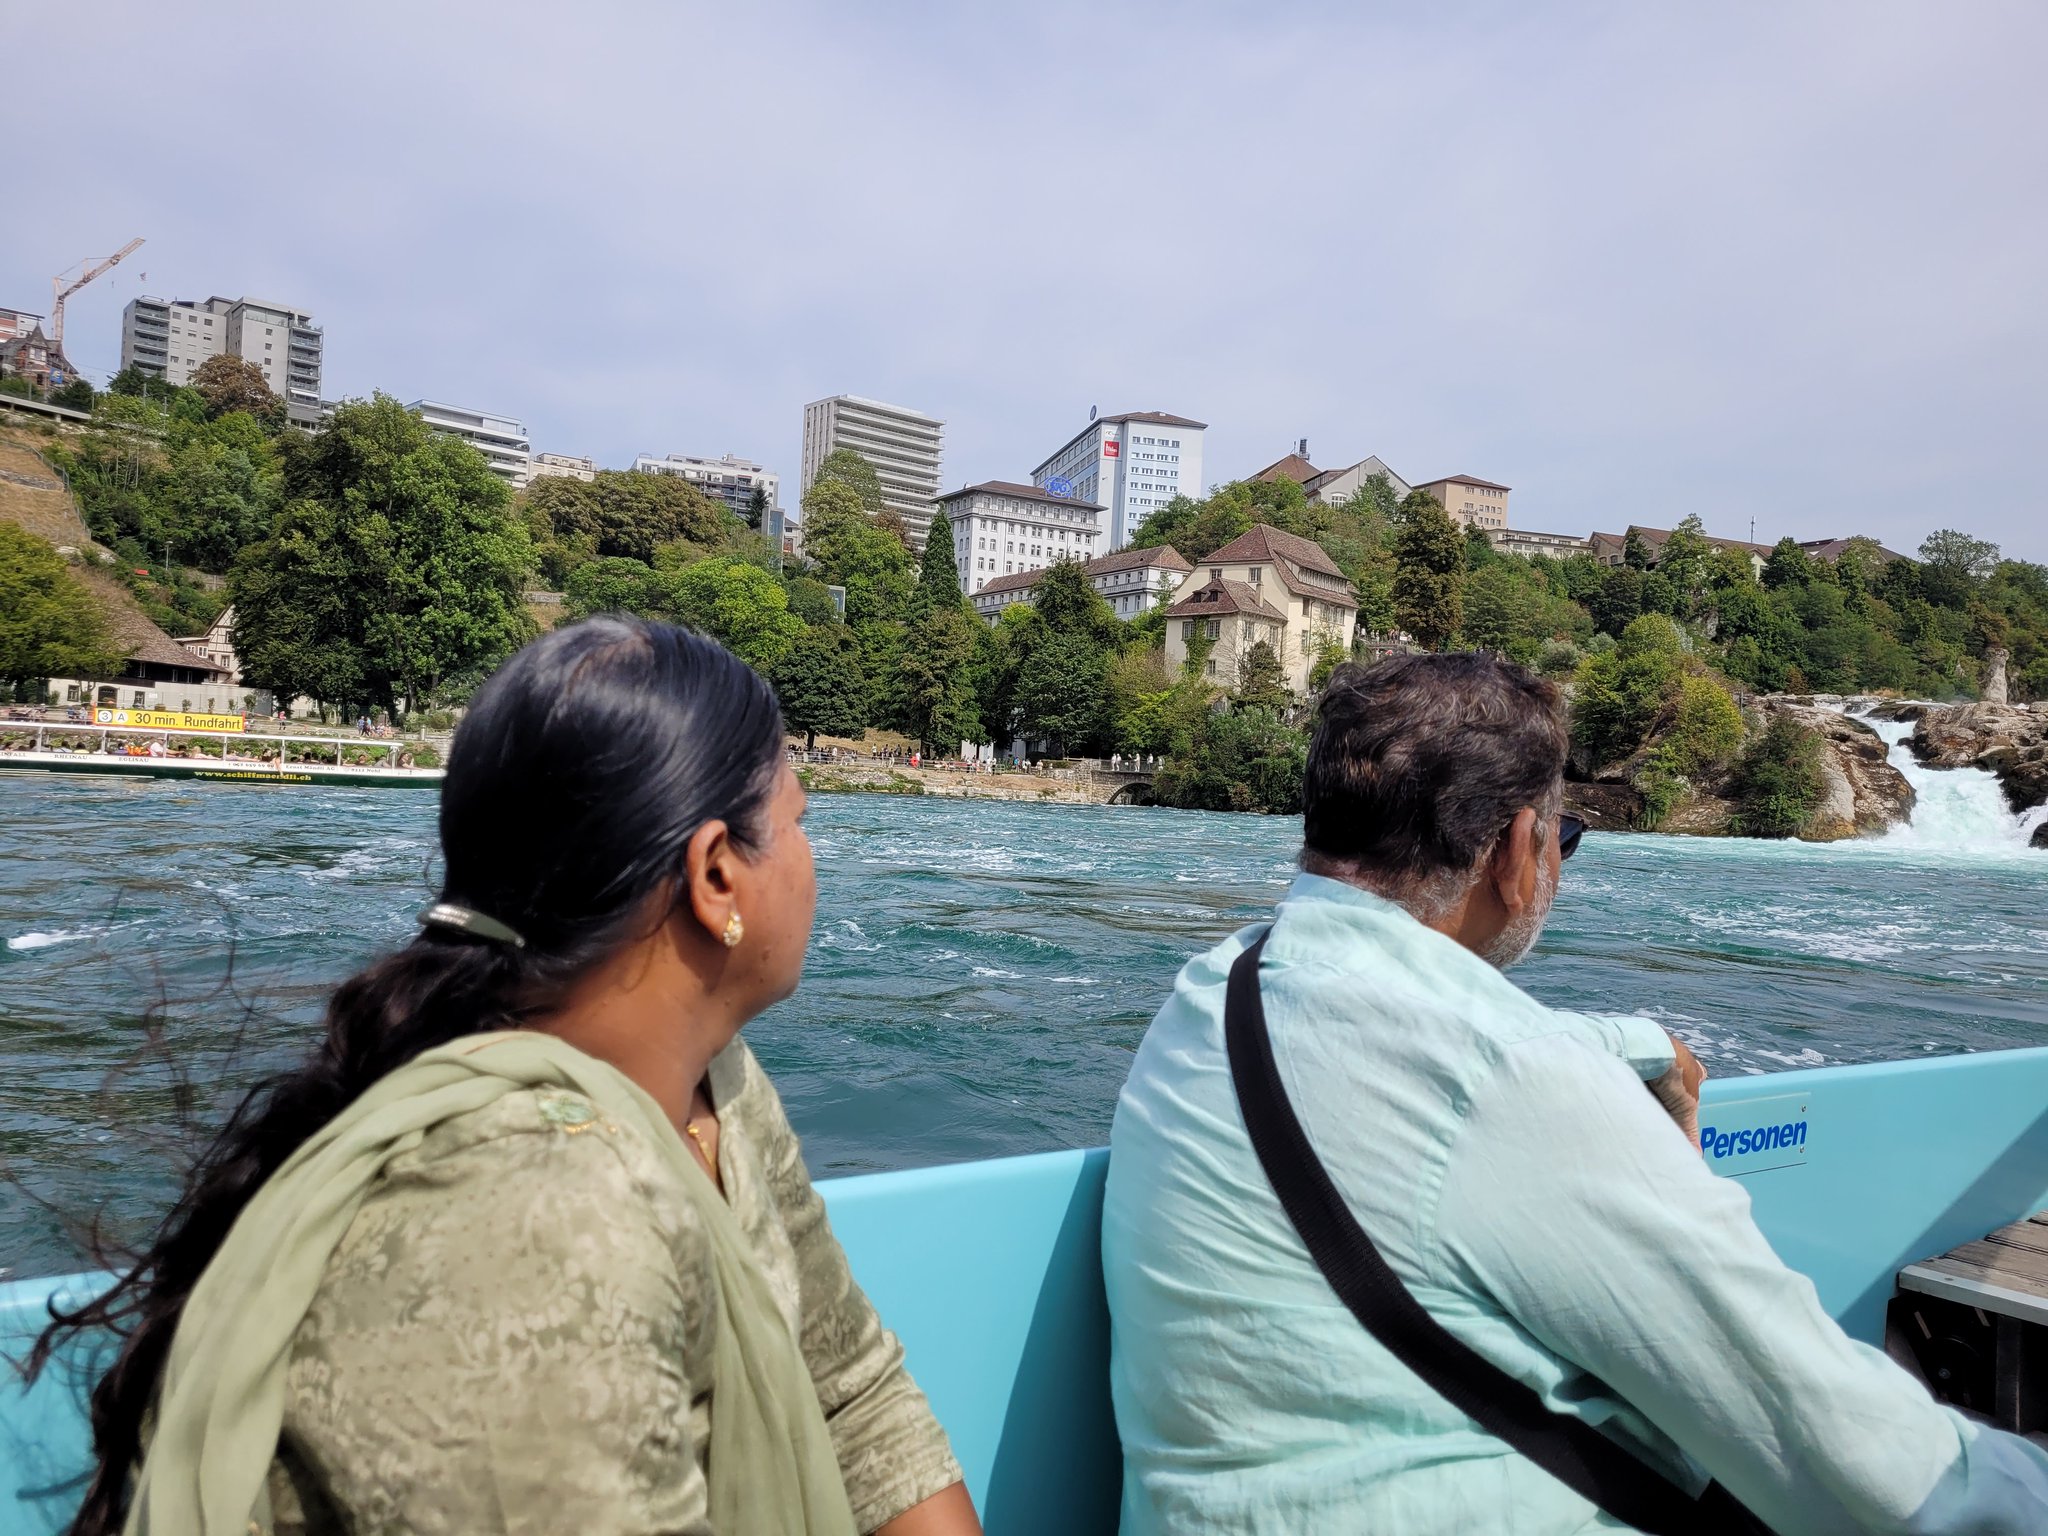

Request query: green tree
[
  {"left": 1232, "top": 639, "right": 1291, "bottom": 711},
  {"left": 915, "top": 508, "right": 964, "bottom": 612},
  {"left": 51, "top": 378, "right": 94, "bottom": 412},
  {"left": 524, "top": 470, "right": 730, "bottom": 566},
  {"left": 1590, "top": 566, "right": 1645, "bottom": 636},
  {"left": 746, "top": 484, "right": 769, "bottom": 531},
  {"left": 190, "top": 354, "right": 282, "bottom": 423},
  {"left": 666, "top": 555, "right": 805, "bottom": 672},
  {"left": 772, "top": 625, "right": 869, "bottom": 748},
  {"left": 1464, "top": 563, "right": 1548, "bottom": 658},
  {"left": 160, "top": 436, "right": 280, "bottom": 571},
  {"left": 1622, "top": 528, "right": 1655, "bottom": 570},
  {"left": 1667, "top": 674, "right": 1745, "bottom": 774},
  {"left": 1729, "top": 716, "right": 1826, "bottom": 838},
  {"left": 1762, "top": 537, "right": 1815, "bottom": 591},
  {"left": 1013, "top": 628, "right": 1110, "bottom": 755},
  {"left": 562, "top": 556, "right": 659, "bottom": 618},
  {"left": 811, "top": 449, "right": 889, "bottom": 521},
  {"left": 898, "top": 604, "right": 980, "bottom": 755},
  {"left": 1151, "top": 705, "right": 1308, "bottom": 813},
  {"left": 0, "top": 525, "right": 121, "bottom": 688},
  {"left": 1571, "top": 615, "right": 1687, "bottom": 767},
  {"left": 1391, "top": 493, "right": 1464, "bottom": 648},
  {"left": 1918, "top": 529, "right": 2001, "bottom": 609},
  {"left": 230, "top": 394, "right": 534, "bottom": 718},
  {"left": 798, "top": 481, "right": 915, "bottom": 626}
]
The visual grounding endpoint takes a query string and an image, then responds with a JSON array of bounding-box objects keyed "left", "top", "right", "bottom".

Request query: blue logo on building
[{"left": 1045, "top": 476, "right": 1075, "bottom": 499}]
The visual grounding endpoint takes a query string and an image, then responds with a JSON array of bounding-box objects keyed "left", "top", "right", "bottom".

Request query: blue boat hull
[{"left": 9, "top": 1048, "right": 2048, "bottom": 1534}]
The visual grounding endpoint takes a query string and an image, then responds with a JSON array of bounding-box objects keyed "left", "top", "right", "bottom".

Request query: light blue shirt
[{"left": 1104, "top": 873, "right": 2048, "bottom": 1534}]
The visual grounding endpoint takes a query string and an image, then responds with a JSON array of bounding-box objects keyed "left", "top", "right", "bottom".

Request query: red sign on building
[{"left": 1102, "top": 440, "right": 1120, "bottom": 458}]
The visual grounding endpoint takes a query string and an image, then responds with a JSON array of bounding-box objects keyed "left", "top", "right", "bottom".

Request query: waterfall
[{"left": 1860, "top": 714, "right": 2048, "bottom": 853}]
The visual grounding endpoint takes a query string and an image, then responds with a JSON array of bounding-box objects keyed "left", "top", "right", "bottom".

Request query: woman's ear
[
  {"left": 681, "top": 818, "right": 739, "bottom": 945},
  {"left": 1491, "top": 807, "right": 1541, "bottom": 918}
]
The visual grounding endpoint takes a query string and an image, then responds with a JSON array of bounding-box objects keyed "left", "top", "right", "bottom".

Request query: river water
[{"left": 3, "top": 735, "right": 2046, "bottom": 1280}]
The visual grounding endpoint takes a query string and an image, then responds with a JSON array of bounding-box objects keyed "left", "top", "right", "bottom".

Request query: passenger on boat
[
  {"left": 32, "top": 616, "right": 978, "bottom": 1536},
  {"left": 1104, "top": 652, "right": 2048, "bottom": 1535}
]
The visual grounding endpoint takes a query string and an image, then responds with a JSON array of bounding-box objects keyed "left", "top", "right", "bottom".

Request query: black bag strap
[{"left": 1224, "top": 930, "right": 1764, "bottom": 1536}]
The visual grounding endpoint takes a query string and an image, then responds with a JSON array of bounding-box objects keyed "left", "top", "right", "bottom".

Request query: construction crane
[{"left": 50, "top": 237, "right": 145, "bottom": 351}]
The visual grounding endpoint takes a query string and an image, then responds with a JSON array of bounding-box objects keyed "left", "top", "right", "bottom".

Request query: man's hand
[{"left": 1647, "top": 1035, "right": 1707, "bottom": 1151}]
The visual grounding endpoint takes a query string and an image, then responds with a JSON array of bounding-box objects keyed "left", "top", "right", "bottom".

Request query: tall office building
[
  {"left": 633, "top": 452, "right": 780, "bottom": 524},
  {"left": 407, "top": 400, "right": 532, "bottom": 487},
  {"left": 800, "top": 395, "right": 944, "bottom": 549},
  {"left": 121, "top": 295, "right": 324, "bottom": 424},
  {"left": 1031, "top": 410, "right": 1205, "bottom": 550}
]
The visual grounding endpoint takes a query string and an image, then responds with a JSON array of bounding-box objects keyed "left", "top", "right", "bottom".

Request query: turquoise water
[{"left": 3, "top": 767, "right": 2046, "bottom": 1280}]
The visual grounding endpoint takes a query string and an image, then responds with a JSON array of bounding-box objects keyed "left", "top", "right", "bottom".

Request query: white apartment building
[
  {"left": 634, "top": 452, "right": 780, "bottom": 524},
  {"left": 938, "top": 481, "right": 1107, "bottom": 597},
  {"left": 967, "top": 544, "right": 1194, "bottom": 624},
  {"left": 0, "top": 308, "right": 40, "bottom": 344},
  {"left": 530, "top": 453, "right": 597, "bottom": 482},
  {"left": 408, "top": 400, "right": 532, "bottom": 487},
  {"left": 801, "top": 395, "right": 944, "bottom": 549},
  {"left": 1031, "top": 409, "right": 1206, "bottom": 550},
  {"left": 121, "top": 295, "right": 324, "bottom": 422}
]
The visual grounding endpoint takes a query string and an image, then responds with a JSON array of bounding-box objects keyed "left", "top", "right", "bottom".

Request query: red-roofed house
[{"left": 1163, "top": 525, "right": 1359, "bottom": 691}]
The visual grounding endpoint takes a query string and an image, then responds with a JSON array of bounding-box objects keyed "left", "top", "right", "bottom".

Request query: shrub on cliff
[
  {"left": 1668, "top": 674, "right": 1745, "bottom": 774},
  {"left": 1571, "top": 615, "right": 1686, "bottom": 766},
  {"left": 1728, "top": 717, "right": 1825, "bottom": 838}
]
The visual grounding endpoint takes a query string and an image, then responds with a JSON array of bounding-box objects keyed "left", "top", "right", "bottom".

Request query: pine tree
[{"left": 915, "top": 508, "right": 963, "bottom": 612}]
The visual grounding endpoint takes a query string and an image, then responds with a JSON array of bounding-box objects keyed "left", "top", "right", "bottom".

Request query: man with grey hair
[{"left": 1103, "top": 653, "right": 2048, "bottom": 1533}]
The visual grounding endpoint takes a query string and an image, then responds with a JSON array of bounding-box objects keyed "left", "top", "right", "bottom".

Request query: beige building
[
  {"left": 1491, "top": 528, "right": 1590, "bottom": 560},
  {"left": 122, "top": 295, "right": 324, "bottom": 424},
  {"left": 1162, "top": 526, "right": 1358, "bottom": 693},
  {"left": 1415, "top": 473, "right": 1510, "bottom": 530},
  {"left": 529, "top": 453, "right": 597, "bottom": 482}
]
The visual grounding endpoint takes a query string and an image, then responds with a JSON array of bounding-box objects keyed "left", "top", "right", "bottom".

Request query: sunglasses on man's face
[{"left": 1556, "top": 813, "right": 1586, "bottom": 862}]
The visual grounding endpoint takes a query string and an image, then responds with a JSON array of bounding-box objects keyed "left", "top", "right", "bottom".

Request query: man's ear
[{"left": 1491, "top": 807, "right": 1540, "bottom": 917}]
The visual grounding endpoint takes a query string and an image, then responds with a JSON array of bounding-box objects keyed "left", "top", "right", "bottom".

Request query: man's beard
[{"left": 1484, "top": 856, "right": 1558, "bottom": 970}]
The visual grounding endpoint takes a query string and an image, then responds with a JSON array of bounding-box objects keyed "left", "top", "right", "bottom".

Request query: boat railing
[{"left": 0, "top": 721, "right": 439, "bottom": 771}]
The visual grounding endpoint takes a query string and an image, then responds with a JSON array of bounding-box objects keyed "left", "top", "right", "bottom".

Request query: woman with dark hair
[{"left": 35, "top": 616, "right": 978, "bottom": 1536}]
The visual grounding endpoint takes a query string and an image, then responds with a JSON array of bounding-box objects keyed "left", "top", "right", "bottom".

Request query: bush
[
  {"left": 1151, "top": 705, "right": 1307, "bottom": 814},
  {"left": 406, "top": 746, "right": 442, "bottom": 769},
  {"left": 1536, "top": 639, "right": 1581, "bottom": 677},
  {"left": 1728, "top": 717, "right": 1825, "bottom": 838},
  {"left": 1633, "top": 745, "right": 1684, "bottom": 830},
  {"left": 1667, "top": 675, "right": 1745, "bottom": 774}
]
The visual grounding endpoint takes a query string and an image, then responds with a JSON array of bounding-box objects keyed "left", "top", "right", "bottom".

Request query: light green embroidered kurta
[{"left": 261, "top": 1037, "right": 960, "bottom": 1535}]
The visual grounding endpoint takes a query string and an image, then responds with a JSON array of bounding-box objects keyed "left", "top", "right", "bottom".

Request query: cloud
[{"left": 10, "top": 0, "right": 2046, "bottom": 557}]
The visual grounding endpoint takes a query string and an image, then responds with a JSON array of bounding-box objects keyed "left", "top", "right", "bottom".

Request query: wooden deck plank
[{"left": 1899, "top": 1214, "right": 2048, "bottom": 1325}]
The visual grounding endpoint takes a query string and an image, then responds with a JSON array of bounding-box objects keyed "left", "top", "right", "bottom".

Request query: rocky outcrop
[
  {"left": 2032, "top": 822, "right": 2048, "bottom": 850},
  {"left": 1758, "top": 701, "right": 1916, "bottom": 840},
  {"left": 1985, "top": 648, "right": 2011, "bottom": 706},
  {"left": 1562, "top": 780, "right": 1644, "bottom": 831},
  {"left": 1911, "top": 703, "right": 2048, "bottom": 813}
]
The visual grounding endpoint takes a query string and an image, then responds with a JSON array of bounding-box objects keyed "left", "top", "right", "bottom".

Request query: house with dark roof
[
  {"left": 1588, "top": 526, "right": 1775, "bottom": 577},
  {"left": 1252, "top": 449, "right": 1412, "bottom": 507},
  {"left": 1164, "top": 525, "right": 1358, "bottom": 692},
  {"left": 966, "top": 544, "right": 1194, "bottom": 624}
]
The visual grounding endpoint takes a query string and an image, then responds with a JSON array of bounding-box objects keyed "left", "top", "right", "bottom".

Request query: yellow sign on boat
[{"left": 92, "top": 708, "right": 247, "bottom": 733}]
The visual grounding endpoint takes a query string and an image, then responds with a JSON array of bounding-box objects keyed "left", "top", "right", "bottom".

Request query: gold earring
[{"left": 722, "top": 911, "right": 744, "bottom": 949}]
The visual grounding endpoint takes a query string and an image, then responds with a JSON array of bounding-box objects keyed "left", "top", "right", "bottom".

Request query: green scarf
[{"left": 126, "top": 1031, "right": 858, "bottom": 1536}]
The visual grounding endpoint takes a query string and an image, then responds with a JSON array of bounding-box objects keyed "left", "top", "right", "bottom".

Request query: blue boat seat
[{"left": 13, "top": 1051, "right": 2048, "bottom": 1535}]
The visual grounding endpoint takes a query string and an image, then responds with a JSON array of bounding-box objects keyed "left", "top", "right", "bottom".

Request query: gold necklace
[{"left": 683, "top": 1119, "right": 714, "bottom": 1172}]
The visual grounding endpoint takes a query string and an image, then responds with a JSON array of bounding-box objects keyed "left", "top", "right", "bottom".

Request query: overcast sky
[{"left": 13, "top": 2, "right": 2046, "bottom": 558}]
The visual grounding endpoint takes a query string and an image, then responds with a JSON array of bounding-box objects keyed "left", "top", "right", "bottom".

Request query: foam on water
[{"left": 1857, "top": 712, "right": 2048, "bottom": 855}]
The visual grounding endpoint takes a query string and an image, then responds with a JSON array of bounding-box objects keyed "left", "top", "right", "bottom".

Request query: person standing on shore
[
  {"left": 1104, "top": 652, "right": 2048, "bottom": 1534},
  {"left": 34, "top": 617, "right": 979, "bottom": 1536}
]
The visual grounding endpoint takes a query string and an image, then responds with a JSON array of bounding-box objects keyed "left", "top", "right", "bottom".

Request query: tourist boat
[
  {"left": 0, "top": 723, "right": 443, "bottom": 790},
  {"left": 6, "top": 1046, "right": 2048, "bottom": 1533}
]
